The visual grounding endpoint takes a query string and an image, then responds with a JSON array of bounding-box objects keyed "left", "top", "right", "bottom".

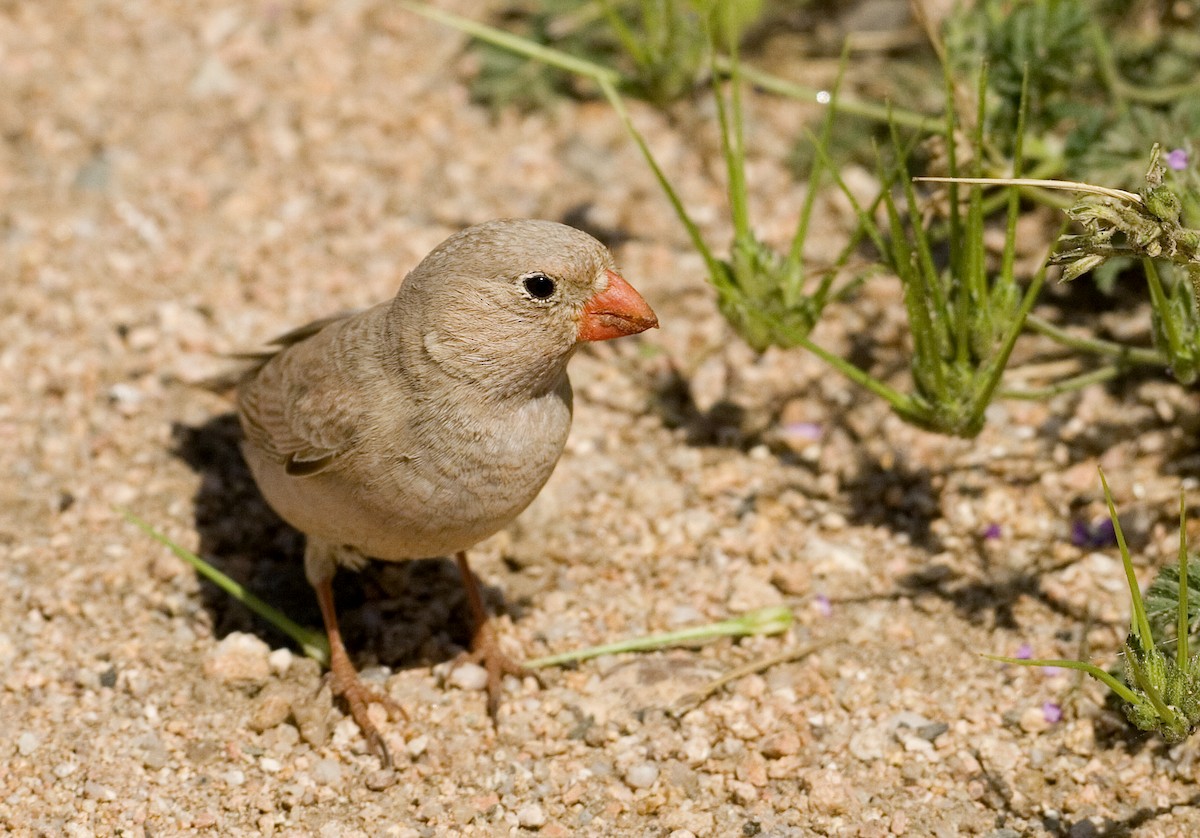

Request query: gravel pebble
[
  {"left": 16, "top": 732, "right": 39, "bottom": 756},
  {"left": 624, "top": 762, "right": 660, "bottom": 789},
  {"left": 311, "top": 758, "right": 343, "bottom": 786},
  {"left": 203, "top": 632, "right": 272, "bottom": 686},
  {"left": 447, "top": 662, "right": 489, "bottom": 692},
  {"left": 517, "top": 803, "right": 547, "bottom": 828}
]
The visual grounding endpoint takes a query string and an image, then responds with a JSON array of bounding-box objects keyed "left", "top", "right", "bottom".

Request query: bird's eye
[{"left": 522, "top": 272, "right": 556, "bottom": 300}]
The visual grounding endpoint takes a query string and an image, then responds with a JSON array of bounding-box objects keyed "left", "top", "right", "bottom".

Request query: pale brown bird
[{"left": 234, "top": 219, "right": 658, "bottom": 764}]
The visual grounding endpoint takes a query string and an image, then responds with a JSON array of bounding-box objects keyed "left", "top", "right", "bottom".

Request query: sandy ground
[{"left": 5, "top": 1, "right": 1200, "bottom": 836}]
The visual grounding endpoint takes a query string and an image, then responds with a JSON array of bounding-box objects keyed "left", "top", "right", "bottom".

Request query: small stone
[
  {"left": 447, "top": 662, "right": 489, "bottom": 692},
  {"left": 204, "top": 633, "right": 271, "bottom": 686},
  {"left": 406, "top": 734, "right": 429, "bottom": 758},
  {"left": 16, "top": 732, "right": 40, "bottom": 756},
  {"left": 249, "top": 686, "right": 293, "bottom": 732},
  {"left": 268, "top": 648, "right": 293, "bottom": 676},
  {"left": 624, "top": 762, "right": 659, "bottom": 789},
  {"left": 365, "top": 768, "right": 398, "bottom": 791},
  {"left": 311, "top": 758, "right": 343, "bottom": 786},
  {"left": 517, "top": 803, "right": 546, "bottom": 828},
  {"left": 260, "top": 756, "right": 282, "bottom": 773},
  {"left": 292, "top": 683, "right": 334, "bottom": 748},
  {"left": 759, "top": 731, "right": 801, "bottom": 759},
  {"left": 805, "top": 767, "right": 852, "bottom": 816},
  {"left": 1019, "top": 705, "right": 1051, "bottom": 733}
]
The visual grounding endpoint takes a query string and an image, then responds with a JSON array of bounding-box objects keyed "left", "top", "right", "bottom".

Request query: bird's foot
[
  {"left": 326, "top": 654, "right": 406, "bottom": 768},
  {"left": 457, "top": 618, "right": 541, "bottom": 719}
]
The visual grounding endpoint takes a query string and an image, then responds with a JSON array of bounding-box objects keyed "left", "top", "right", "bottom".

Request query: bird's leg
[
  {"left": 307, "top": 541, "right": 404, "bottom": 767},
  {"left": 453, "top": 551, "right": 537, "bottom": 717}
]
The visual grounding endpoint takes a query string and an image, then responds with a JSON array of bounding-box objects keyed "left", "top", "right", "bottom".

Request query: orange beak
[{"left": 577, "top": 269, "right": 659, "bottom": 343}]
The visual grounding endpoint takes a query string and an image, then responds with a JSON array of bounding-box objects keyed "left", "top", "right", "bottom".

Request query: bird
[{"left": 232, "top": 218, "right": 658, "bottom": 765}]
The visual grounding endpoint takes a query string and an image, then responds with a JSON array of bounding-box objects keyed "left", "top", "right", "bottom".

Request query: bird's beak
[{"left": 577, "top": 269, "right": 659, "bottom": 342}]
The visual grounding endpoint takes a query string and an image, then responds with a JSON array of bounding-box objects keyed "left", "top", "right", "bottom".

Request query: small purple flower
[
  {"left": 1071, "top": 517, "right": 1118, "bottom": 549},
  {"left": 1166, "top": 148, "right": 1190, "bottom": 171},
  {"left": 1041, "top": 665, "right": 1064, "bottom": 679},
  {"left": 982, "top": 523, "right": 1002, "bottom": 540},
  {"left": 813, "top": 594, "right": 832, "bottom": 618},
  {"left": 1091, "top": 518, "right": 1117, "bottom": 547},
  {"left": 1015, "top": 643, "right": 1033, "bottom": 660},
  {"left": 781, "top": 421, "right": 823, "bottom": 442},
  {"left": 1042, "top": 701, "right": 1063, "bottom": 724},
  {"left": 1070, "top": 520, "right": 1090, "bottom": 547}
]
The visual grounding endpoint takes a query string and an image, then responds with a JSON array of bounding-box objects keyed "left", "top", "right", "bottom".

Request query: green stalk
[
  {"left": 1179, "top": 490, "right": 1190, "bottom": 672},
  {"left": 526, "top": 605, "right": 793, "bottom": 668},
  {"left": 1023, "top": 315, "right": 1163, "bottom": 366},
  {"left": 722, "top": 57, "right": 934, "bottom": 131},
  {"left": 403, "top": 3, "right": 622, "bottom": 86},
  {"left": 119, "top": 508, "right": 330, "bottom": 665},
  {"left": 795, "top": 334, "right": 916, "bottom": 416},
  {"left": 1143, "top": 258, "right": 1186, "bottom": 359},
  {"left": 984, "top": 654, "right": 1143, "bottom": 706},
  {"left": 999, "top": 364, "right": 1122, "bottom": 400},
  {"left": 1099, "top": 469, "right": 1155, "bottom": 651},
  {"left": 595, "top": 76, "right": 726, "bottom": 289}
]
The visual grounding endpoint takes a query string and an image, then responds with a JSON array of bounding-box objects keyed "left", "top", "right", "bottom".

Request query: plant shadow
[{"left": 171, "top": 412, "right": 514, "bottom": 671}]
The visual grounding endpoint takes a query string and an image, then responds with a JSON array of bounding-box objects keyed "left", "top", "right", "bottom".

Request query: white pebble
[
  {"left": 268, "top": 647, "right": 293, "bottom": 676},
  {"left": 17, "top": 732, "right": 40, "bottom": 756},
  {"left": 517, "top": 803, "right": 546, "bottom": 828},
  {"left": 204, "top": 632, "right": 271, "bottom": 685},
  {"left": 624, "top": 761, "right": 659, "bottom": 789},
  {"left": 259, "top": 757, "right": 282, "bottom": 773},
  {"left": 406, "top": 734, "right": 429, "bottom": 758},
  {"left": 448, "top": 662, "right": 489, "bottom": 692},
  {"left": 311, "top": 758, "right": 342, "bottom": 786}
]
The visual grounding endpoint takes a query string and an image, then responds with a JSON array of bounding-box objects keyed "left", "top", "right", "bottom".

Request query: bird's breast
[{"left": 265, "top": 381, "right": 574, "bottom": 562}]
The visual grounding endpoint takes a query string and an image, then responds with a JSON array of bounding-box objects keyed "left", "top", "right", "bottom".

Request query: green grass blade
[
  {"left": 1098, "top": 469, "right": 1155, "bottom": 652},
  {"left": 118, "top": 508, "right": 330, "bottom": 666},
  {"left": 1179, "top": 489, "right": 1190, "bottom": 670},
  {"left": 403, "top": 3, "right": 623, "bottom": 87},
  {"left": 984, "top": 653, "right": 1142, "bottom": 706},
  {"left": 526, "top": 606, "right": 793, "bottom": 668}
]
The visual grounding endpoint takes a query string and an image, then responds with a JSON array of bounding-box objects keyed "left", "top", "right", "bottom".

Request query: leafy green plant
[
  {"left": 943, "top": 0, "right": 1200, "bottom": 191},
  {"left": 799, "top": 68, "right": 1043, "bottom": 437},
  {"left": 988, "top": 471, "right": 1200, "bottom": 744}
]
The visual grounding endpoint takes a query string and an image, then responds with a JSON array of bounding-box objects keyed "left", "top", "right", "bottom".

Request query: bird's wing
[{"left": 236, "top": 308, "right": 380, "bottom": 476}]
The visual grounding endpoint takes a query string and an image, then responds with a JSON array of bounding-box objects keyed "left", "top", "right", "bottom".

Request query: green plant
[
  {"left": 944, "top": 0, "right": 1200, "bottom": 192},
  {"left": 799, "top": 67, "right": 1043, "bottom": 437},
  {"left": 988, "top": 471, "right": 1200, "bottom": 744}
]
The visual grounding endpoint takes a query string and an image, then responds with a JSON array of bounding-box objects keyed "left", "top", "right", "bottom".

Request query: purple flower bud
[
  {"left": 1166, "top": 148, "right": 1190, "bottom": 171},
  {"left": 813, "top": 594, "right": 832, "bottom": 618},
  {"left": 1042, "top": 701, "right": 1063, "bottom": 724},
  {"left": 982, "top": 523, "right": 1002, "bottom": 540},
  {"left": 1015, "top": 643, "right": 1033, "bottom": 660}
]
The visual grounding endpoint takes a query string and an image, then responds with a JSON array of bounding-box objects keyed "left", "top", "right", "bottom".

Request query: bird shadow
[{"left": 171, "top": 413, "right": 514, "bottom": 671}]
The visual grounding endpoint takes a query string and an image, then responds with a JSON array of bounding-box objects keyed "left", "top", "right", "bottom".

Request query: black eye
[{"left": 522, "top": 273, "right": 556, "bottom": 299}]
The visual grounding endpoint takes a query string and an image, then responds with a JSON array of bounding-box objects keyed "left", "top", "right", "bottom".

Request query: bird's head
[{"left": 391, "top": 219, "right": 658, "bottom": 397}]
